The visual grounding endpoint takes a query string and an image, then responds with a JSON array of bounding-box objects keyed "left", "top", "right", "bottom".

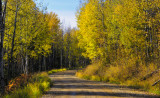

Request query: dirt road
[{"left": 42, "top": 70, "right": 159, "bottom": 98}]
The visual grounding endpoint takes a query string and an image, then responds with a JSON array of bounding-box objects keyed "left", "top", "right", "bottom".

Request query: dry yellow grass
[{"left": 76, "top": 58, "right": 160, "bottom": 95}]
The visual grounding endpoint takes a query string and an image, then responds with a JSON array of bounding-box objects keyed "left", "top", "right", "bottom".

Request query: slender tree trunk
[
  {"left": 0, "top": 3, "right": 3, "bottom": 95},
  {"left": 41, "top": 55, "right": 43, "bottom": 70},
  {"left": 52, "top": 43, "right": 55, "bottom": 68},
  {"left": 25, "top": 53, "right": 28, "bottom": 75},
  {"left": 60, "top": 49, "right": 63, "bottom": 68},
  {"left": 60, "top": 31, "right": 63, "bottom": 68},
  {"left": 43, "top": 56, "right": 46, "bottom": 71},
  {"left": 8, "top": 3, "right": 18, "bottom": 78},
  {"left": 69, "top": 60, "right": 71, "bottom": 68},
  {"left": 39, "top": 56, "right": 41, "bottom": 72},
  {"left": 21, "top": 55, "right": 24, "bottom": 73},
  {"left": 65, "top": 54, "right": 67, "bottom": 68},
  {"left": 48, "top": 55, "right": 51, "bottom": 69},
  {"left": 0, "top": 0, "right": 7, "bottom": 94}
]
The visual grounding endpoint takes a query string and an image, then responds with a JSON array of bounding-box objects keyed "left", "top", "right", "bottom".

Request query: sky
[{"left": 35, "top": 0, "right": 80, "bottom": 28}]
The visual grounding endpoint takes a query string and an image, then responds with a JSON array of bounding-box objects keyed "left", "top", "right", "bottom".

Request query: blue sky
[{"left": 35, "top": 0, "right": 80, "bottom": 28}]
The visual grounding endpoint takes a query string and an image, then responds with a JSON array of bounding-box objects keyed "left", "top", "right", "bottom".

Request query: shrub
[
  {"left": 5, "top": 74, "right": 31, "bottom": 93},
  {"left": 75, "top": 71, "right": 84, "bottom": 78},
  {"left": 76, "top": 63, "right": 106, "bottom": 81},
  {"left": 4, "top": 72, "right": 51, "bottom": 98},
  {"left": 83, "top": 63, "right": 100, "bottom": 76},
  {"left": 91, "top": 75, "right": 101, "bottom": 81}
]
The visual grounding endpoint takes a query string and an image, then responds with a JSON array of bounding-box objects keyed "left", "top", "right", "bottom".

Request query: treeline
[
  {"left": 76, "top": 0, "right": 160, "bottom": 94},
  {"left": 0, "top": 0, "right": 87, "bottom": 94}
]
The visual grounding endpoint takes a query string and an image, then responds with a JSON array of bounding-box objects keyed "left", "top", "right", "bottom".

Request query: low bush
[
  {"left": 5, "top": 74, "right": 32, "bottom": 93},
  {"left": 4, "top": 72, "right": 51, "bottom": 98},
  {"left": 76, "top": 63, "right": 106, "bottom": 82}
]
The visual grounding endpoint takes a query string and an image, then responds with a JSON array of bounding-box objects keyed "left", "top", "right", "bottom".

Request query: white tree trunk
[{"left": 25, "top": 54, "right": 28, "bottom": 75}]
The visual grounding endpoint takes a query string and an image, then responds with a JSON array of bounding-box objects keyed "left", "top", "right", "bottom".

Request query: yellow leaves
[
  {"left": 77, "top": 0, "right": 106, "bottom": 60},
  {"left": 3, "top": 0, "right": 60, "bottom": 59},
  {"left": 30, "top": 51, "right": 37, "bottom": 57},
  {"left": 77, "top": 0, "right": 160, "bottom": 62},
  {"left": 114, "top": 5, "right": 122, "bottom": 15},
  {"left": 47, "top": 12, "right": 60, "bottom": 32},
  {"left": 42, "top": 44, "right": 51, "bottom": 52}
]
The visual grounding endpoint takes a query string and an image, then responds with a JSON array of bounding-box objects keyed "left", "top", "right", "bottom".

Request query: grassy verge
[
  {"left": 76, "top": 59, "right": 160, "bottom": 95},
  {"left": 4, "top": 72, "right": 51, "bottom": 98},
  {"left": 3, "top": 68, "right": 67, "bottom": 98},
  {"left": 48, "top": 68, "right": 67, "bottom": 75}
]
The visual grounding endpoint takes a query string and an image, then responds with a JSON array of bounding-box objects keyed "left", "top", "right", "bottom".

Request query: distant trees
[{"left": 63, "top": 28, "right": 87, "bottom": 68}]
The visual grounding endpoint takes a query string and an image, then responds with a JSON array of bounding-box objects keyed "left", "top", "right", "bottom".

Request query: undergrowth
[
  {"left": 3, "top": 72, "right": 51, "bottom": 98},
  {"left": 3, "top": 68, "right": 67, "bottom": 98},
  {"left": 76, "top": 58, "right": 160, "bottom": 95}
]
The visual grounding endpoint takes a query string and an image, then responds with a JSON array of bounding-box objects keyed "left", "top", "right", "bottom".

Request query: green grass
[{"left": 48, "top": 68, "right": 67, "bottom": 75}]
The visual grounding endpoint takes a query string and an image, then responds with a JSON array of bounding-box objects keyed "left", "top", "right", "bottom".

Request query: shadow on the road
[
  {"left": 45, "top": 70, "right": 160, "bottom": 98},
  {"left": 53, "top": 73, "right": 75, "bottom": 75},
  {"left": 53, "top": 84, "right": 133, "bottom": 90},
  {"left": 51, "top": 70, "right": 76, "bottom": 76},
  {"left": 53, "top": 80, "right": 98, "bottom": 83},
  {"left": 45, "top": 91, "right": 159, "bottom": 98},
  {"left": 53, "top": 80, "right": 140, "bottom": 90}
]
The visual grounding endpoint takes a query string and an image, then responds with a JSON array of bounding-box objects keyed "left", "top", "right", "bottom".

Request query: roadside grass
[
  {"left": 3, "top": 68, "right": 67, "bottom": 98},
  {"left": 76, "top": 58, "right": 160, "bottom": 95},
  {"left": 48, "top": 68, "right": 67, "bottom": 75},
  {"left": 4, "top": 72, "right": 51, "bottom": 98}
]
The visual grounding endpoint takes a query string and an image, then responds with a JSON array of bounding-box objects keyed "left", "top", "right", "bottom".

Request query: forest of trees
[
  {"left": 77, "top": 0, "right": 160, "bottom": 64},
  {"left": 76, "top": 0, "right": 160, "bottom": 93},
  {"left": 0, "top": 0, "right": 89, "bottom": 94},
  {"left": 1, "top": 0, "right": 160, "bottom": 95}
]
